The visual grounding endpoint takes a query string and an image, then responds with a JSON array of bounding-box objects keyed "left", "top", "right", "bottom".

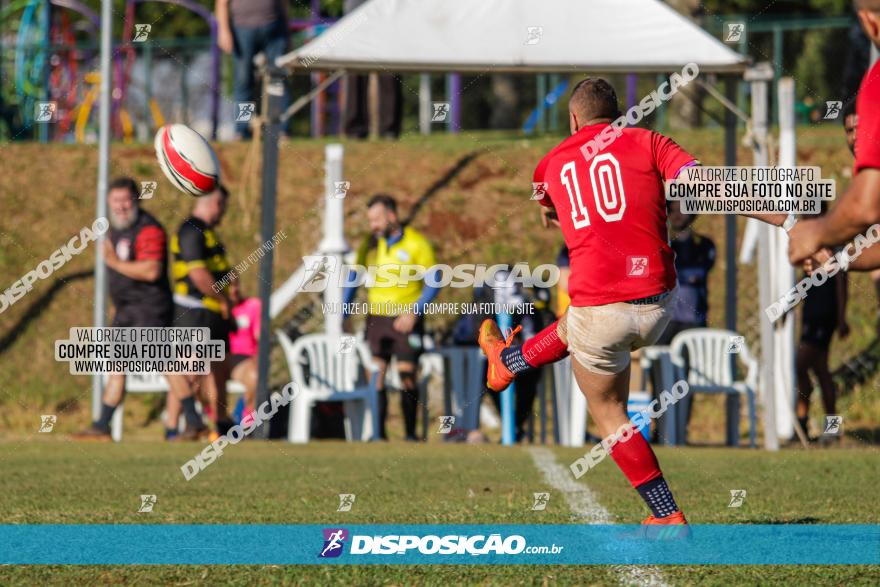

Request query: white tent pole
[
  {"left": 269, "top": 144, "right": 348, "bottom": 320},
  {"left": 321, "top": 144, "right": 348, "bottom": 338},
  {"left": 751, "top": 77, "right": 779, "bottom": 451},
  {"left": 367, "top": 74, "right": 380, "bottom": 139},
  {"left": 775, "top": 77, "right": 797, "bottom": 441},
  {"left": 91, "top": 0, "right": 112, "bottom": 420},
  {"left": 419, "top": 74, "right": 431, "bottom": 135}
]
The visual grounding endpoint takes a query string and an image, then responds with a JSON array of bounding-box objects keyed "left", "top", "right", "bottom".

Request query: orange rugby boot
[
  {"left": 641, "top": 511, "right": 688, "bottom": 525},
  {"left": 478, "top": 319, "right": 521, "bottom": 392}
]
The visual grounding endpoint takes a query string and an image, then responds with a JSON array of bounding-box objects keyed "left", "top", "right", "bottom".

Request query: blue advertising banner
[{"left": 2, "top": 524, "right": 878, "bottom": 565}]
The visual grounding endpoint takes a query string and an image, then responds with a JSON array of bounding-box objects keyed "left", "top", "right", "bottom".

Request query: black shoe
[
  {"left": 216, "top": 419, "right": 235, "bottom": 436},
  {"left": 172, "top": 424, "right": 208, "bottom": 441}
]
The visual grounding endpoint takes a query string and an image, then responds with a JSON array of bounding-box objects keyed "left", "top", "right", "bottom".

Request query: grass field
[
  {"left": 2, "top": 126, "right": 880, "bottom": 584},
  {"left": 1, "top": 440, "right": 878, "bottom": 585}
]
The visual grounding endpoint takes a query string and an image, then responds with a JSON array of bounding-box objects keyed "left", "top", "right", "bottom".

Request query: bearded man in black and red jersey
[{"left": 73, "top": 177, "right": 173, "bottom": 441}]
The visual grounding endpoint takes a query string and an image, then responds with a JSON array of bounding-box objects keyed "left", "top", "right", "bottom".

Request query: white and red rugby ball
[{"left": 154, "top": 124, "right": 220, "bottom": 197}]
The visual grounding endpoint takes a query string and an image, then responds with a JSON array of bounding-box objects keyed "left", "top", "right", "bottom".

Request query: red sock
[
  {"left": 609, "top": 427, "right": 663, "bottom": 488},
  {"left": 521, "top": 320, "right": 569, "bottom": 367}
]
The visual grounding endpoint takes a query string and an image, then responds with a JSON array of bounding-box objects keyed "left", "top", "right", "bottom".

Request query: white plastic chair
[
  {"left": 552, "top": 356, "right": 587, "bottom": 447},
  {"left": 276, "top": 330, "right": 379, "bottom": 443},
  {"left": 638, "top": 345, "right": 678, "bottom": 445},
  {"left": 668, "top": 328, "right": 759, "bottom": 448}
]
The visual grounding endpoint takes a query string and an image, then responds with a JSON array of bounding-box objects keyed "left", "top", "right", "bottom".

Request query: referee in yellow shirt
[{"left": 346, "top": 194, "right": 439, "bottom": 441}]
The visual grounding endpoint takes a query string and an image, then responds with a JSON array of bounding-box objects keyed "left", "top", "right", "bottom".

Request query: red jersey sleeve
[
  {"left": 651, "top": 132, "right": 698, "bottom": 179},
  {"left": 532, "top": 154, "right": 555, "bottom": 208},
  {"left": 134, "top": 225, "right": 167, "bottom": 262},
  {"left": 855, "top": 61, "right": 880, "bottom": 174}
]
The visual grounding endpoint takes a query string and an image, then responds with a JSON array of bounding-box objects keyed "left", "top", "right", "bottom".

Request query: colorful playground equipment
[
  {"left": 119, "top": 0, "right": 219, "bottom": 140},
  {"left": 2, "top": 0, "right": 214, "bottom": 141},
  {"left": 1, "top": 0, "right": 341, "bottom": 142},
  {"left": 0, "top": 6, "right": 866, "bottom": 142},
  {"left": 74, "top": 71, "right": 165, "bottom": 144},
  {"left": 2, "top": 0, "right": 100, "bottom": 139}
]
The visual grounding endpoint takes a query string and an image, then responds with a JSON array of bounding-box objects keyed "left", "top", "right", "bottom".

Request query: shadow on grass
[
  {"left": 403, "top": 151, "right": 480, "bottom": 225},
  {"left": 846, "top": 427, "right": 880, "bottom": 445},
  {"left": 0, "top": 269, "right": 93, "bottom": 356}
]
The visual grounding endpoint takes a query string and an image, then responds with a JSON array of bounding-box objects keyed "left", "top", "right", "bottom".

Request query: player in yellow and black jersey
[{"left": 166, "top": 185, "right": 234, "bottom": 440}]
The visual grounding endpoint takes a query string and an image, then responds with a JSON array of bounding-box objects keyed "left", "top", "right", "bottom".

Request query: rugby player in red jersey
[
  {"left": 72, "top": 177, "right": 173, "bottom": 441},
  {"left": 788, "top": 0, "right": 880, "bottom": 266},
  {"left": 480, "top": 78, "right": 699, "bottom": 525}
]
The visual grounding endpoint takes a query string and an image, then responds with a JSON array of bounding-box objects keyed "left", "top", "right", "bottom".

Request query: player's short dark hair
[
  {"left": 856, "top": 0, "right": 880, "bottom": 14},
  {"left": 569, "top": 78, "right": 621, "bottom": 122},
  {"left": 108, "top": 177, "right": 140, "bottom": 200},
  {"left": 216, "top": 184, "right": 230, "bottom": 199},
  {"left": 367, "top": 194, "right": 397, "bottom": 214}
]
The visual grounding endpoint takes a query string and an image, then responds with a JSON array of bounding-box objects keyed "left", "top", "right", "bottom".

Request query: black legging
[
  {"left": 487, "top": 366, "right": 542, "bottom": 442},
  {"left": 378, "top": 370, "right": 419, "bottom": 439}
]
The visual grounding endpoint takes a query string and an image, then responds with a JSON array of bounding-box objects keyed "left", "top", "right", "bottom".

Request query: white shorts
[{"left": 565, "top": 289, "right": 675, "bottom": 375}]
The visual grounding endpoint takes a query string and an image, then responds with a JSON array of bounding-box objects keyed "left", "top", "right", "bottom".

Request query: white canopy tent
[
  {"left": 277, "top": 0, "right": 746, "bottom": 74},
  {"left": 248, "top": 0, "right": 796, "bottom": 448}
]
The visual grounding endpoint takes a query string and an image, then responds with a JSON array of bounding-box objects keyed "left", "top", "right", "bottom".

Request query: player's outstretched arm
[
  {"left": 789, "top": 169, "right": 880, "bottom": 263},
  {"left": 803, "top": 242, "right": 880, "bottom": 274},
  {"left": 837, "top": 243, "right": 880, "bottom": 272}
]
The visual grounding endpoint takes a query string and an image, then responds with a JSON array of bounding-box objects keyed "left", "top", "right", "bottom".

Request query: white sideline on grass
[{"left": 527, "top": 447, "right": 668, "bottom": 587}]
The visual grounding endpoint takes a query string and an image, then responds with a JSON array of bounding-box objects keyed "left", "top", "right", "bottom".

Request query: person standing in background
[
  {"left": 216, "top": 0, "right": 289, "bottom": 139},
  {"left": 657, "top": 201, "right": 716, "bottom": 345},
  {"left": 228, "top": 282, "right": 260, "bottom": 424},
  {"left": 341, "top": 0, "right": 403, "bottom": 138},
  {"left": 72, "top": 178, "right": 172, "bottom": 441},
  {"left": 795, "top": 203, "right": 850, "bottom": 442},
  {"left": 555, "top": 245, "right": 571, "bottom": 319},
  {"left": 166, "top": 186, "right": 234, "bottom": 440},
  {"left": 346, "top": 195, "right": 439, "bottom": 440},
  {"left": 795, "top": 263, "right": 848, "bottom": 442}
]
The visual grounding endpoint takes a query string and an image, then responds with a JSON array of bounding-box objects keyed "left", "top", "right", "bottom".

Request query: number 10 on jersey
[{"left": 560, "top": 153, "right": 627, "bottom": 228}]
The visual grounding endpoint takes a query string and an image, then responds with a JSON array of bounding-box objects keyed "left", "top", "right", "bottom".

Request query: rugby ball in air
[{"left": 154, "top": 124, "right": 220, "bottom": 197}]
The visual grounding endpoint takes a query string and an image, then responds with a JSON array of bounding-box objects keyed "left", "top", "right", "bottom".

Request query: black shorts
[
  {"left": 229, "top": 353, "right": 252, "bottom": 371},
  {"left": 173, "top": 304, "right": 231, "bottom": 352},
  {"left": 112, "top": 304, "right": 172, "bottom": 328},
  {"left": 801, "top": 314, "right": 837, "bottom": 350},
  {"left": 365, "top": 314, "right": 424, "bottom": 363}
]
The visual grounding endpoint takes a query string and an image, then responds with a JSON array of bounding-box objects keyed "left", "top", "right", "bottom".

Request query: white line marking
[{"left": 528, "top": 446, "right": 668, "bottom": 587}]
